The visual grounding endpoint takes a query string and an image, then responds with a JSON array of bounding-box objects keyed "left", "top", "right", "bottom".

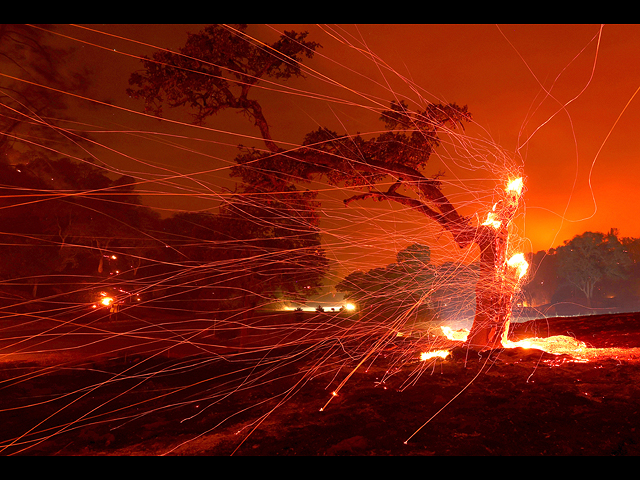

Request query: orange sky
[{"left": 40, "top": 24, "right": 640, "bottom": 273}]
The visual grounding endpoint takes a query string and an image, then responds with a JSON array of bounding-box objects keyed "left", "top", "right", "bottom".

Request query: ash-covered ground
[{"left": 3, "top": 312, "right": 640, "bottom": 455}]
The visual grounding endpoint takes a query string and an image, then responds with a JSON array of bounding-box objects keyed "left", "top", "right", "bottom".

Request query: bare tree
[{"left": 127, "top": 24, "right": 528, "bottom": 350}]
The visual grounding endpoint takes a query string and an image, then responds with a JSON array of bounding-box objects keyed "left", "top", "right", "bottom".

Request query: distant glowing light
[
  {"left": 111, "top": 255, "right": 117, "bottom": 259},
  {"left": 507, "top": 252, "right": 529, "bottom": 280},
  {"left": 345, "top": 303, "right": 356, "bottom": 311},
  {"left": 100, "top": 296, "right": 114, "bottom": 307}
]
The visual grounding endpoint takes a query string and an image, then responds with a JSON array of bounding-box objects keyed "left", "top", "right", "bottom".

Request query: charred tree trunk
[
  {"left": 464, "top": 186, "right": 523, "bottom": 351},
  {"left": 464, "top": 225, "right": 509, "bottom": 349}
]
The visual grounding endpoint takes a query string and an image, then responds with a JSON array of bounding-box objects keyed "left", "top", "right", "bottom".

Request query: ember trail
[{"left": 2, "top": 24, "right": 640, "bottom": 456}]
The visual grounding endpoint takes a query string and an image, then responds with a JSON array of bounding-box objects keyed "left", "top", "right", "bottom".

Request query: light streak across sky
[{"left": 1, "top": 24, "right": 639, "bottom": 455}]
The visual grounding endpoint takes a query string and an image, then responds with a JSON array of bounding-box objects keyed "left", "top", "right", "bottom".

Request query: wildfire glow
[
  {"left": 420, "top": 350, "right": 450, "bottom": 361},
  {"left": 502, "top": 335, "right": 587, "bottom": 354},
  {"left": 439, "top": 325, "right": 589, "bottom": 358},
  {"left": 2, "top": 25, "right": 615, "bottom": 456},
  {"left": 507, "top": 253, "right": 529, "bottom": 280},
  {"left": 482, "top": 211, "right": 502, "bottom": 229},
  {"left": 506, "top": 177, "right": 524, "bottom": 196},
  {"left": 441, "top": 326, "right": 470, "bottom": 341}
]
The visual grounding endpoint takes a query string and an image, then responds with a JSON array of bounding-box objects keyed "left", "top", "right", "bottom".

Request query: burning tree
[{"left": 127, "top": 24, "right": 529, "bottom": 350}]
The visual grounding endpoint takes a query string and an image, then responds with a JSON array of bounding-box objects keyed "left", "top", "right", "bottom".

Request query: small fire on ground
[{"left": 419, "top": 326, "right": 590, "bottom": 362}]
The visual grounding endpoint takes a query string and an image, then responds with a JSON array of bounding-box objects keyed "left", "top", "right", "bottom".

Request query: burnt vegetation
[{"left": 2, "top": 25, "right": 640, "bottom": 456}]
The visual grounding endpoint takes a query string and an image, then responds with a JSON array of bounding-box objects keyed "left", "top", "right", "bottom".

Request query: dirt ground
[{"left": 3, "top": 311, "right": 640, "bottom": 456}]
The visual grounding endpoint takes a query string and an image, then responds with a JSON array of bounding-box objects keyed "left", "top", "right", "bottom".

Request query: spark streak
[{"left": 0, "top": 24, "right": 630, "bottom": 456}]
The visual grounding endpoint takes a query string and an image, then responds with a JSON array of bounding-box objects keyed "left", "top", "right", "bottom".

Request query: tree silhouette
[
  {"left": 0, "top": 154, "right": 163, "bottom": 302},
  {"left": 128, "top": 24, "right": 526, "bottom": 349},
  {"left": 159, "top": 197, "right": 328, "bottom": 312},
  {"left": 521, "top": 250, "right": 560, "bottom": 308},
  {"left": 127, "top": 24, "right": 320, "bottom": 154},
  {"left": 336, "top": 243, "right": 435, "bottom": 316},
  {"left": 555, "top": 229, "right": 631, "bottom": 308},
  {"left": 0, "top": 25, "right": 90, "bottom": 160}
]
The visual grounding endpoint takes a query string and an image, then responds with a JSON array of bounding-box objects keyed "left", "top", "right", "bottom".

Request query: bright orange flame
[
  {"left": 441, "top": 326, "right": 469, "bottom": 341},
  {"left": 502, "top": 335, "right": 587, "bottom": 354},
  {"left": 482, "top": 211, "right": 502, "bottom": 229},
  {"left": 420, "top": 350, "right": 450, "bottom": 361},
  {"left": 506, "top": 177, "right": 523, "bottom": 196},
  {"left": 345, "top": 303, "right": 356, "bottom": 311},
  {"left": 507, "top": 253, "right": 529, "bottom": 280},
  {"left": 438, "top": 325, "right": 588, "bottom": 358}
]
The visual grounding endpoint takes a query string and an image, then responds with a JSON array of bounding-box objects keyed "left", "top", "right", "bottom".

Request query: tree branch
[
  {"left": 245, "top": 99, "right": 281, "bottom": 153},
  {"left": 343, "top": 184, "right": 476, "bottom": 249}
]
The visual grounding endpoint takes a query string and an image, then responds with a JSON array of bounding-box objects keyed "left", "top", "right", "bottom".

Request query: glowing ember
[
  {"left": 506, "top": 177, "right": 524, "bottom": 196},
  {"left": 441, "top": 326, "right": 470, "bottom": 341},
  {"left": 439, "top": 325, "right": 588, "bottom": 358},
  {"left": 502, "top": 335, "right": 587, "bottom": 355},
  {"left": 507, "top": 253, "right": 529, "bottom": 280},
  {"left": 420, "top": 350, "right": 450, "bottom": 361},
  {"left": 482, "top": 211, "right": 502, "bottom": 229}
]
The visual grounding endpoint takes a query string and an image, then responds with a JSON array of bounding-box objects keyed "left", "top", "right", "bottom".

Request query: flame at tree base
[
  {"left": 501, "top": 335, "right": 587, "bottom": 356},
  {"left": 420, "top": 326, "right": 592, "bottom": 362}
]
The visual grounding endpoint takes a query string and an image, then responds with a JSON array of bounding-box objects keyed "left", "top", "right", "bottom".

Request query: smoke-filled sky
[{"left": 19, "top": 24, "right": 640, "bottom": 270}]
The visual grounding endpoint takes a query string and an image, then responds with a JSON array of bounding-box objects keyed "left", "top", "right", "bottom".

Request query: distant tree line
[
  {"left": 336, "top": 243, "right": 437, "bottom": 319},
  {"left": 0, "top": 153, "right": 328, "bottom": 314},
  {"left": 336, "top": 229, "right": 640, "bottom": 322},
  {"left": 521, "top": 228, "right": 639, "bottom": 315},
  {"left": 336, "top": 243, "right": 479, "bottom": 323}
]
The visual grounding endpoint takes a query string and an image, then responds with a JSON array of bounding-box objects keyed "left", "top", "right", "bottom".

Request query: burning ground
[{"left": 3, "top": 312, "right": 640, "bottom": 455}]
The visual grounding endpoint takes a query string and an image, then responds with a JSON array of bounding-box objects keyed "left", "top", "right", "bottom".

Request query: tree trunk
[
  {"left": 464, "top": 196, "right": 520, "bottom": 350},
  {"left": 466, "top": 282, "right": 514, "bottom": 350}
]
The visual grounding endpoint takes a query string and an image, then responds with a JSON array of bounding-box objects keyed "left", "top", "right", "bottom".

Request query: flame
[
  {"left": 438, "top": 325, "right": 588, "bottom": 358},
  {"left": 506, "top": 177, "right": 523, "bottom": 196},
  {"left": 507, "top": 252, "right": 529, "bottom": 280},
  {"left": 420, "top": 350, "right": 450, "bottom": 361},
  {"left": 441, "top": 326, "right": 469, "bottom": 341},
  {"left": 502, "top": 335, "right": 587, "bottom": 354},
  {"left": 482, "top": 211, "right": 502, "bottom": 229}
]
